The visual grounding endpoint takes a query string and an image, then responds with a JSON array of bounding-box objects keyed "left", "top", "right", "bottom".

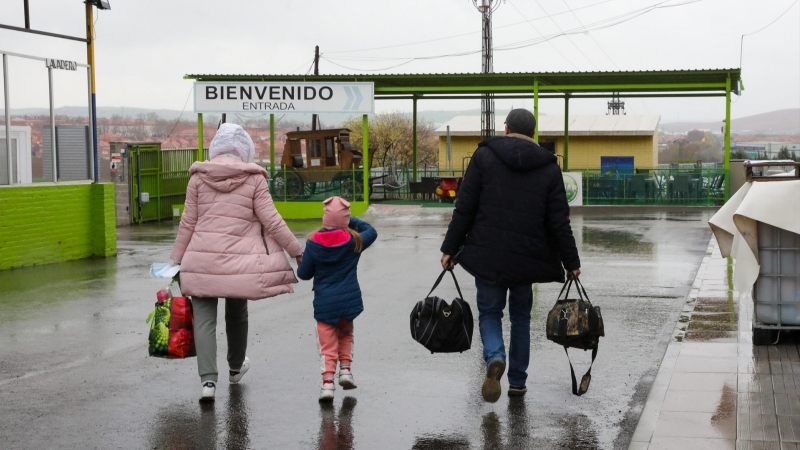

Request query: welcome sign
[{"left": 193, "top": 82, "right": 374, "bottom": 114}]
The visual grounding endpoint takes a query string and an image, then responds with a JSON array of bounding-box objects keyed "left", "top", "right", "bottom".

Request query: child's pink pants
[{"left": 316, "top": 319, "right": 354, "bottom": 379}]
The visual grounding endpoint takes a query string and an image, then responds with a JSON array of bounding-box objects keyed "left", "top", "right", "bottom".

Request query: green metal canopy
[
  {"left": 185, "top": 69, "right": 741, "bottom": 97},
  {"left": 186, "top": 68, "right": 742, "bottom": 213}
]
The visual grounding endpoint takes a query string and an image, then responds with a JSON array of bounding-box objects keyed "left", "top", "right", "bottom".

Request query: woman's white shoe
[
  {"left": 230, "top": 357, "right": 250, "bottom": 384},
  {"left": 200, "top": 381, "right": 216, "bottom": 401}
]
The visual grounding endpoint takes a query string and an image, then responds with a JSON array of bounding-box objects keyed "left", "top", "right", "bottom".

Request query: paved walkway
[{"left": 630, "top": 238, "right": 800, "bottom": 450}]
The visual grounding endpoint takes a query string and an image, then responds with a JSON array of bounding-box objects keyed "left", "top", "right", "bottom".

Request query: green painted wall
[
  {"left": 0, "top": 182, "right": 117, "bottom": 270},
  {"left": 275, "top": 201, "right": 369, "bottom": 220}
]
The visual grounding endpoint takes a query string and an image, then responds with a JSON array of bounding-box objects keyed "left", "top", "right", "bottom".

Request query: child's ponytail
[{"left": 349, "top": 229, "right": 363, "bottom": 253}]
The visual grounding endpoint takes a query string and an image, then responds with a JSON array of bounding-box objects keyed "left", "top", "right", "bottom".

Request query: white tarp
[{"left": 709, "top": 180, "right": 800, "bottom": 298}]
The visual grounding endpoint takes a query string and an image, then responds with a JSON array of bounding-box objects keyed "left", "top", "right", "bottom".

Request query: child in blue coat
[{"left": 297, "top": 196, "right": 377, "bottom": 402}]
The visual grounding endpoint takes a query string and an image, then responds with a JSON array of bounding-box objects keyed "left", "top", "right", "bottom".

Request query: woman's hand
[
  {"left": 567, "top": 268, "right": 581, "bottom": 279},
  {"left": 295, "top": 255, "right": 303, "bottom": 266}
]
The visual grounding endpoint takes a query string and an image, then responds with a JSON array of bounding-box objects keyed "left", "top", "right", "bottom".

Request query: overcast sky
[{"left": 1, "top": 0, "right": 798, "bottom": 123}]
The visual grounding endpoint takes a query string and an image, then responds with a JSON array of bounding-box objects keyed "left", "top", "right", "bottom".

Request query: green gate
[{"left": 129, "top": 144, "right": 208, "bottom": 224}]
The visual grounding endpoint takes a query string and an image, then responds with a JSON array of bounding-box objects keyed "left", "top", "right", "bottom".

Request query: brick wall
[{"left": 0, "top": 182, "right": 117, "bottom": 270}]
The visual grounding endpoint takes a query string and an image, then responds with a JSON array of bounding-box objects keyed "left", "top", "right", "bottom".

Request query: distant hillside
[
  {"left": 660, "top": 108, "right": 800, "bottom": 135},
  {"left": 4, "top": 106, "right": 798, "bottom": 134},
  {"left": 0, "top": 106, "right": 485, "bottom": 126}
]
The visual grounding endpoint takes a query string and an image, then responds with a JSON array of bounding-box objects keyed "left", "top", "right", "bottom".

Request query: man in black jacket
[{"left": 440, "top": 108, "right": 581, "bottom": 403}]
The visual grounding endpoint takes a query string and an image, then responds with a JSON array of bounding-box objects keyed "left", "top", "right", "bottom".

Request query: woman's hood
[{"left": 189, "top": 159, "right": 268, "bottom": 193}]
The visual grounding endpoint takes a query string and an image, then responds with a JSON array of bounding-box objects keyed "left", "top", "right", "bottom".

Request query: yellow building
[{"left": 436, "top": 115, "right": 660, "bottom": 171}]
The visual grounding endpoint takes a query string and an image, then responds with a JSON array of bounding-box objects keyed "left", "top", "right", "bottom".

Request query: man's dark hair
[{"left": 505, "top": 109, "right": 537, "bottom": 138}]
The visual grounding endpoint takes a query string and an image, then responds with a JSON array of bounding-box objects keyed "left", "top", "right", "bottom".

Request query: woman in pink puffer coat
[{"left": 171, "top": 123, "right": 303, "bottom": 401}]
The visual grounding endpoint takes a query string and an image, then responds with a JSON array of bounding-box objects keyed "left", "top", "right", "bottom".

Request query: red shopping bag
[
  {"left": 147, "top": 282, "right": 195, "bottom": 358},
  {"left": 167, "top": 296, "right": 195, "bottom": 358}
]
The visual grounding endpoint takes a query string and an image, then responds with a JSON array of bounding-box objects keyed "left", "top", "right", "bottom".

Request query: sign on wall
[
  {"left": 563, "top": 172, "right": 583, "bottom": 206},
  {"left": 193, "top": 82, "right": 375, "bottom": 114},
  {"left": 45, "top": 59, "right": 78, "bottom": 71}
]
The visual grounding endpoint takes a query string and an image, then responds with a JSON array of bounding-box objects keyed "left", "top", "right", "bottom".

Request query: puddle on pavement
[
  {"left": 0, "top": 257, "right": 118, "bottom": 316},
  {"left": 554, "top": 413, "right": 601, "bottom": 450},
  {"left": 147, "top": 403, "right": 218, "bottom": 450},
  {"left": 581, "top": 227, "right": 655, "bottom": 255},
  {"left": 412, "top": 434, "right": 470, "bottom": 450}
]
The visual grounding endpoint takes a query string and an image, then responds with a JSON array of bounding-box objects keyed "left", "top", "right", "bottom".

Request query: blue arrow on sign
[
  {"left": 351, "top": 87, "right": 363, "bottom": 110},
  {"left": 343, "top": 86, "right": 354, "bottom": 110}
]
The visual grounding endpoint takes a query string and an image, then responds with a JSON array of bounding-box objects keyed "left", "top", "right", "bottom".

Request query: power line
[
  {"left": 320, "top": 0, "right": 704, "bottom": 72},
  {"left": 321, "top": 57, "right": 416, "bottom": 72},
  {"left": 323, "top": 0, "right": 618, "bottom": 56},
  {"left": 561, "top": 0, "right": 651, "bottom": 114},
  {"left": 740, "top": 0, "right": 798, "bottom": 68},
  {"left": 286, "top": 57, "right": 316, "bottom": 74},
  {"left": 523, "top": 0, "right": 600, "bottom": 69},
  {"left": 506, "top": 0, "right": 579, "bottom": 69},
  {"left": 493, "top": 0, "right": 703, "bottom": 52},
  {"left": 165, "top": 86, "right": 193, "bottom": 139},
  {"left": 562, "top": 0, "right": 619, "bottom": 69}
]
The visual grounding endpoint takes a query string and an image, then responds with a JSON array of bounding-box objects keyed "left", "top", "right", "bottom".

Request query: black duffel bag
[
  {"left": 410, "top": 269, "right": 473, "bottom": 353},
  {"left": 546, "top": 278, "right": 604, "bottom": 396}
]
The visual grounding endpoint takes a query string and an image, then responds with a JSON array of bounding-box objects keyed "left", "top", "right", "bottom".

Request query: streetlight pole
[{"left": 85, "top": 3, "right": 99, "bottom": 182}]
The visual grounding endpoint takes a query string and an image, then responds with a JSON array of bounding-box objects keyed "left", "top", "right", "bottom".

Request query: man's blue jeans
[{"left": 475, "top": 278, "right": 534, "bottom": 387}]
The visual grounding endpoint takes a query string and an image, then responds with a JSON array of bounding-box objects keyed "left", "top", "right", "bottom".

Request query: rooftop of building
[{"left": 435, "top": 114, "right": 661, "bottom": 137}]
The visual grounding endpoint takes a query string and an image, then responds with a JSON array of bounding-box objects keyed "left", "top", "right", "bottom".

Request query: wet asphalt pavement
[{"left": 0, "top": 206, "right": 714, "bottom": 449}]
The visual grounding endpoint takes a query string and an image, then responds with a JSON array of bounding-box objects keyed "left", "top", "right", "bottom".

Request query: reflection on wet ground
[
  {"left": 317, "top": 397, "right": 357, "bottom": 450},
  {"left": 0, "top": 207, "right": 715, "bottom": 449},
  {"left": 555, "top": 414, "right": 601, "bottom": 450}
]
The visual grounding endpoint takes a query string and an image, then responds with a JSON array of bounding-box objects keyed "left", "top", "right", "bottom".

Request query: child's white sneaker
[
  {"left": 200, "top": 381, "right": 216, "bottom": 402},
  {"left": 229, "top": 356, "right": 250, "bottom": 384},
  {"left": 338, "top": 368, "right": 357, "bottom": 390},
  {"left": 319, "top": 382, "right": 335, "bottom": 402}
]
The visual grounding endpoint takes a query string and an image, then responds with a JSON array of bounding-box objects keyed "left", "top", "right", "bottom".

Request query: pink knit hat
[{"left": 322, "top": 196, "right": 351, "bottom": 229}]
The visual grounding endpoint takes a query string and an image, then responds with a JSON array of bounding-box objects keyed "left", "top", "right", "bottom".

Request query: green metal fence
[
  {"left": 129, "top": 145, "right": 209, "bottom": 224},
  {"left": 130, "top": 155, "right": 727, "bottom": 223},
  {"left": 581, "top": 167, "right": 727, "bottom": 206},
  {"left": 366, "top": 165, "right": 728, "bottom": 206}
]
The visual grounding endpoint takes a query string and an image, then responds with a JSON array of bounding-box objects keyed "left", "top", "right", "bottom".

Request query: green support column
[
  {"left": 412, "top": 97, "right": 418, "bottom": 182},
  {"left": 563, "top": 95, "right": 570, "bottom": 171},
  {"left": 270, "top": 113, "right": 275, "bottom": 178},
  {"left": 197, "top": 113, "right": 203, "bottom": 162},
  {"left": 533, "top": 79, "right": 539, "bottom": 142},
  {"left": 724, "top": 76, "right": 731, "bottom": 200},
  {"left": 363, "top": 114, "right": 369, "bottom": 202}
]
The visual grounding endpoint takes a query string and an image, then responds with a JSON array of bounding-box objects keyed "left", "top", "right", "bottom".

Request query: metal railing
[
  {"left": 581, "top": 166, "right": 728, "bottom": 206},
  {"left": 366, "top": 165, "right": 728, "bottom": 206}
]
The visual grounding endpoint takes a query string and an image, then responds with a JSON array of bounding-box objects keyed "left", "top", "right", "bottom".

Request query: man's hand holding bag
[
  {"left": 410, "top": 269, "right": 474, "bottom": 354},
  {"left": 546, "top": 278, "right": 604, "bottom": 396}
]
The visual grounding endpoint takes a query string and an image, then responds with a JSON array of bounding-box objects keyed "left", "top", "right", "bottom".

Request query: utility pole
[
  {"left": 84, "top": 1, "right": 110, "bottom": 182},
  {"left": 86, "top": 3, "right": 98, "bottom": 182},
  {"left": 473, "top": 0, "right": 497, "bottom": 140},
  {"left": 607, "top": 92, "right": 625, "bottom": 115},
  {"left": 312, "top": 45, "right": 320, "bottom": 131}
]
